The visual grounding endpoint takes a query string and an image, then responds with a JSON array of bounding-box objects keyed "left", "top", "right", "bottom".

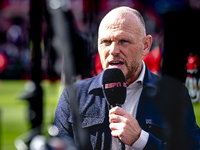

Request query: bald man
[{"left": 54, "top": 6, "right": 200, "bottom": 150}]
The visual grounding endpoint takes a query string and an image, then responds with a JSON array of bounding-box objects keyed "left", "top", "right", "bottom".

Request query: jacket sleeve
[
  {"left": 53, "top": 87, "right": 73, "bottom": 137},
  {"left": 144, "top": 133, "right": 167, "bottom": 150}
]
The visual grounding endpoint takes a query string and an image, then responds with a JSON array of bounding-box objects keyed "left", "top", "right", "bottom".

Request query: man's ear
[{"left": 142, "top": 35, "right": 152, "bottom": 56}]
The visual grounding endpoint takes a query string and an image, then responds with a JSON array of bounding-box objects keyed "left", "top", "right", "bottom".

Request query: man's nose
[{"left": 109, "top": 42, "right": 120, "bottom": 56}]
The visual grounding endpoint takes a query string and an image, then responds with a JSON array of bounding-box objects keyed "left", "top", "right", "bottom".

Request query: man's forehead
[
  {"left": 99, "top": 15, "right": 142, "bottom": 38},
  {"left": 100, "top": 12, "right": 137, "bottom": 27},
  {"left": 99, "top": 26, "right": 131, "bottom": 38}
]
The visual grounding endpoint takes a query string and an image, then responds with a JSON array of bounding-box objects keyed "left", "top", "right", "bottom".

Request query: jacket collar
[
  {"left": 88, "top": 71, "right": 104, "bottom": 97},
  {"left": 143, "top": 64, "right": 160, "bottom": 89}
]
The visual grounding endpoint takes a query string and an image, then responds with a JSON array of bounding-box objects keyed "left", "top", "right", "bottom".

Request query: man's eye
[
  {"left": 103, "top": 40, "right": 111, "bottom": 43},
  {"left": 119, "top": 40, "right": 129, "bottom": 44},
  {"left": 101, "top": 40, "right": 111, "bottom": 45}
]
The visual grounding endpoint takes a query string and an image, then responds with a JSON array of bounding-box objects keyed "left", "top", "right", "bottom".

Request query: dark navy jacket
[{"left": 54, "top": 67, "right": 200, "bottom": 150}]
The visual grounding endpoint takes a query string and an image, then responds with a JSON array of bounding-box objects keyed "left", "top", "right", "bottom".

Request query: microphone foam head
[{"left": 102, "top": 68, "right": 127, "bottom": 106}]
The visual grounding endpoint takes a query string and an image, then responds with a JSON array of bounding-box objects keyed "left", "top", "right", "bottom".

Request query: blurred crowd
[
  {"left": 0, "top": 0, "right": 199, "bottom": 81},
  {"left": 0, "top": 9, "right": 30, "bottom": 79}
]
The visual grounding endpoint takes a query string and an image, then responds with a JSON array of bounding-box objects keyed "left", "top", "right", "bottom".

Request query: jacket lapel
[{"left": 136, "top": 66, "right": 160, "bottom": 128}]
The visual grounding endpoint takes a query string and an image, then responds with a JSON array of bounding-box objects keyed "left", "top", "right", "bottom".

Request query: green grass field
[
  {"left": 0, "top": 80, "right": 200, "bottom": 150},
  {"left": 0, "top": 80, "right": 60, "bottom": 150}
]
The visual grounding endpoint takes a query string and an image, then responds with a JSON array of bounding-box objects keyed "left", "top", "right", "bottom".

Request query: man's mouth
[{"left": 109, "top": 60, "right": 124, "bottom": 66}]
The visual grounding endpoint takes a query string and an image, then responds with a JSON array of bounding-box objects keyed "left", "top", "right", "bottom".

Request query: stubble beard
[{"left": 125, "top": 60, "right": 140, "bottom": 81}]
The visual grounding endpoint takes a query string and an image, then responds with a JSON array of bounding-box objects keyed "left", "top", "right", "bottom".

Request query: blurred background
[{"left": 0, "top": 0, "right": 200, "bottom": 149}]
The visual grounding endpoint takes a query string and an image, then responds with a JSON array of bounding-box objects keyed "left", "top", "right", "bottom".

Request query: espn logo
[{"left": 105, "top": 82, "right": 127, "bottom": 89}]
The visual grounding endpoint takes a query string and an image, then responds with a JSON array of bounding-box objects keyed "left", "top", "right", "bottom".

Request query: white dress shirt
[{"left": 112, "top": 61, "right": 149, "bottom": 150}]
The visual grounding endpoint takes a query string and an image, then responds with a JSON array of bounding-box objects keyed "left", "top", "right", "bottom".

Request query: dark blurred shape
[
  {"left": 46, "top": 0, "right": 90, "bottom": 150},
  {"left": 155, "top": 76, "right": 200, "bottom": 150},
  {"left": 19, "top": 81, "right": 43, "bottom": 139},
  {"left": 64, "top": 11, "right": 90, "bottom": 77},
  {"left": 162, "top": 8, "right": 200, "bottom": 82},
  {"left": 45, "top": 3, "right": 91, "bottom": 78},
  {"left": 18, "top": 0, "right": 43, "bottom": 144}
]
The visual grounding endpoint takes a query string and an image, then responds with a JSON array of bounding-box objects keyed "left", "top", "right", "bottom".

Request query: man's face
[{"left": 98, "top": 13, "right": 146, "bottom": 81}]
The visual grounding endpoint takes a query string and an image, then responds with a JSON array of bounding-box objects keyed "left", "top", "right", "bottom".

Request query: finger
[
  {"left": 110, "top": 125, "right": 124, "bottom": 140},
  {"left": 109, "top": 113, "right": 124, "bottom": 123},
  {"left": 109, "top": 122, "right": 118, "bottom": 130},
  {"left": 109, "top": 121, "right": 124, "bottom": 128},
  {"left": 111, "top": 130, "right": 119, "bottom": 138},
  {"left": 109, "top": 113, "right": 116, "bottom": 123},
  {"left": 109, "top": 106, "right": 126, "bottom": 116}
]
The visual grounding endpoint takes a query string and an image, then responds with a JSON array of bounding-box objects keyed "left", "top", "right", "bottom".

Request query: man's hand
[{"left": 109, "top": 106, "right": 142, "bottom": 146}]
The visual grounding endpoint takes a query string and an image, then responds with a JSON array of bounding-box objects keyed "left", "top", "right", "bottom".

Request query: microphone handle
[
  {"left": 119, "top": 138, "right": 125, "bottom": 150},
  {"left": 113, "top": 103, "right": 122, "bottom": 107},
  {"left": 112, "top": 104, "right": 125, "bottom": 150}
]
